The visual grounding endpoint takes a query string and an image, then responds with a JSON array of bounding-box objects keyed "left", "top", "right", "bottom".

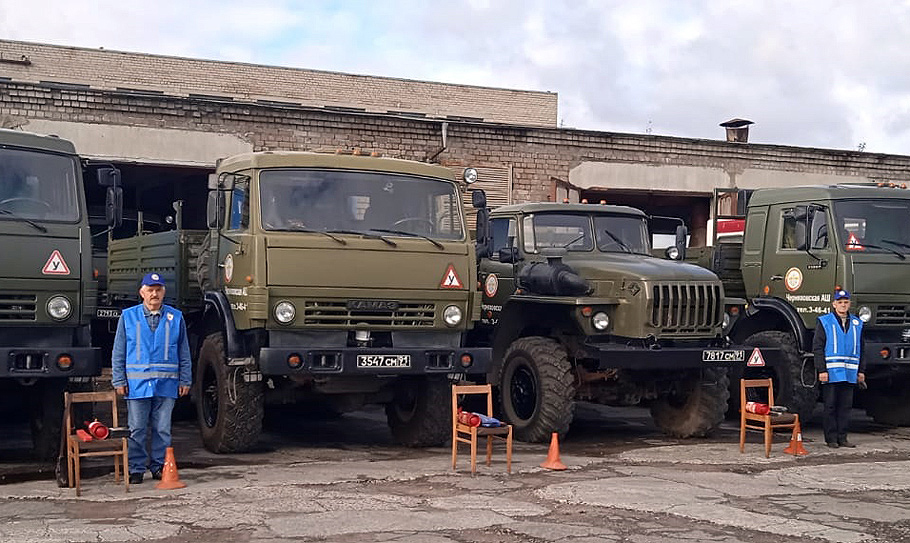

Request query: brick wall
[
  {"left": 0, "top": 39, "right": 557, "bottom": 127},
  {"left": 2, "top": 79, "right": 910, "bottom": 208}
]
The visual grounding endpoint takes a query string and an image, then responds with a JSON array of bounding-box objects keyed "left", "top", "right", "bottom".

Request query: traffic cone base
[
  {"left": 783, "top": 420, "right": 809, "bottom": 456},
  {"left": 155, "top": 446, "right": 187, "bottom": 489},
  {"left": 540, "top": 432, "right": 567, "bottom": 470}
]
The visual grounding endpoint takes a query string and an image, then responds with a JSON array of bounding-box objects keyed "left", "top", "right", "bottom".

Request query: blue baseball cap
[
  {"left": 834, "top": 288, "right": 850, "bottom": 300},
  {"left": 141, "top": 272, "right": 165, "bottom": 287}
]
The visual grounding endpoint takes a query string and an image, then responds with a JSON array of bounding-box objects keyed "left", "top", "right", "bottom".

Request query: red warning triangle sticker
[
  {"left": 845, "top": 232, "right": 865, "bottom": 251},
  {"left": 747, "top": 348, "right": 765, "bottom": 367},
  {"left": 440, "top": 264, "right": 463, "bottom": 289},
  {"left": 42, "top": 250, "right": 71, "bottom": 275}
]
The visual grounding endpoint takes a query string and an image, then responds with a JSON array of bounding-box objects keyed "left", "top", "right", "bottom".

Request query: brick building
[{"left": 2, "top": 39, "right": 909, "bottom": 243}]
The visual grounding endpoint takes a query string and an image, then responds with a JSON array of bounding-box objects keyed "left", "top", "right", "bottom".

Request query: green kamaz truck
[
  {"left": 0, "top": 129, "right": 113, "bottom": 457},
  {"left": 469, "top": 193, "right": 752, "bottom": 441},
  {"left": 692, "top": 185, "right": 910, "bottom": 424},
  {"left": 105, "top": 151, "right": 490, "bottom": 452}
]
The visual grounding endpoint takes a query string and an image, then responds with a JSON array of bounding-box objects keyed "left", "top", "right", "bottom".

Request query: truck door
[
  {"left": 478, "top": 216, "right": 517, "bottom": 327},
  {"left": 764, "top": 204, "right": 837, "bottom": 324}
]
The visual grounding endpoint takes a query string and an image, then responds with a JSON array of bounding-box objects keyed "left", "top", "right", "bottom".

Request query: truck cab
[
  {"left": 733, "top": 183, "right": 910, "bottom": 423},
  {"left": 0, "top": 129, "right": 106, "bottom": 457}
]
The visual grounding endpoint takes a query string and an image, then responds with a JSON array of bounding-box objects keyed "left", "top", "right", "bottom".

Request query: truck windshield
[
  {"left": 0, "top": 148, "right": 80, "bottom": 222},
  {"left": 523, "top": 213, "right": 650, "bottom": 254},
  {"left": 259, "top": 169, "right": 464, "bottom": 240},
  {"left": 833, "top": 199, "right": 910, "bottom": 254}
]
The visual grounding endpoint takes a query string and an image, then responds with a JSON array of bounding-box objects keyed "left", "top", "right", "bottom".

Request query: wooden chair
[
  {"left": 65, "top": 390, "right": 129, "bottom": 496},
  {"left": 739, "top": 378, "right": 799, "bottom": 458},
  {"left": 451, "top": 384, "right": 512, "bottom": 474}
]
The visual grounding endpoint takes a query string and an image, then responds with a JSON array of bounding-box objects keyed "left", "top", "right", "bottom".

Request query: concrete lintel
[{"left": 21, "top": 120, "right": 253, "bottom": 167}]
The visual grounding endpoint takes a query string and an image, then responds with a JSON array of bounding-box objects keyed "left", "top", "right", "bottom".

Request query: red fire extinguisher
[
  {"left": 85, "top": 419, "right": 110, "bottom": 440},
  {"left": 457, "top": 408, "right": 481, "bottom": 427},
  {"left": 745, "top": 402, "right": 770, "bottom": 415}
]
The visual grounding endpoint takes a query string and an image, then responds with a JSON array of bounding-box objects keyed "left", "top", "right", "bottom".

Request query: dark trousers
[{"left": 822, "top": 382, "right": 854, "bottom": 444}]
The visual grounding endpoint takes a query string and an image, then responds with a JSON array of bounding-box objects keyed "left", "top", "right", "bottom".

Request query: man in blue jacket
[
  {"left": 813, "top": 288, "right": 866, "bottom": 448},
  {"left": 112, "top": 272, "right": 192, "bottom": 484}
]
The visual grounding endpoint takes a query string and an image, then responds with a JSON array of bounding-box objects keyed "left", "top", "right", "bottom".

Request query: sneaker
[
  {"left": 151, "top": 468, "right": 163, "bottom": 480},
  {"left": 838, "top": 440, "right": 857, "bottom": 448},
  {"left": 826, "top": 442, "right": 840, "bottom": 449},
  {"left": 129, "top": 472, "right": 144, "bottom": 484}
]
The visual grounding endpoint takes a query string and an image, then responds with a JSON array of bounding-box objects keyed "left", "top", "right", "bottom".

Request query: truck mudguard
[
  {"left": 742, "top": 296, "right": 811, "bottom": 351},
  {"left": 204, "top": 291, "right": 245, "bottom": 358}
]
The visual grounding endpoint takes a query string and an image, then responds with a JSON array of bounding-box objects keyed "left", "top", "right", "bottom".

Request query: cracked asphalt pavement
[{"left": 2, "top": 403, "right": 910, "bottom": 543}]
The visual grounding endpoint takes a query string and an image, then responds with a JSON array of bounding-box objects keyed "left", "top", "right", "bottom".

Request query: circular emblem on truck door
[
  {"left": 484, "top": 273, "right": 499, "bottom": 297},
  {"left": 785, "top": 267, "right": 803, "bottom": 292},
  {"left": 224, "top": 254, "right": 234, "bottom": 283}
]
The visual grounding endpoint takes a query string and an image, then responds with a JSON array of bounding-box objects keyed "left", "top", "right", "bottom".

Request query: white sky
[{"left": 2, "top": 0, "right": 910, "bottom": 155}]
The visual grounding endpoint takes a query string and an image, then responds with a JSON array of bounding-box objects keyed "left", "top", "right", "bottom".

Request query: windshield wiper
[
  {"left": 0, "top": 208, "right": 47, "bottom": 233},
  {"left": 853, "top": 242, "right": 906, "bottom": 260},
  {"left": 370, "top": 228, "right": 444, "bottom": 249},
  {"left": 326, "top": 229, "right": 397, "bottom": 247},
  {"left": 602, "top": 228, "right": 632, "bottom": 253},
  {"left": 882, "top": 239, "right": 910, "bottom": 250},
  {"left": 280, "top": 225, "right": 346, "bottom": 245}
]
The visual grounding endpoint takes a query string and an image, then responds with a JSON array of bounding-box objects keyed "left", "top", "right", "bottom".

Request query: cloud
[{"left": 2, "top": 0, "right": 909, "bottom": 153}]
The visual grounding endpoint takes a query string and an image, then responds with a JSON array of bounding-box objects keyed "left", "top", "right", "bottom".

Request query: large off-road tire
[
  {"left": 28, "top": 379, "right": 66, "bottom": 461},
  {"left": 650, "top": 367, "right": 730, "bottom": 438},
  {"left": 195, "top": 333, "right": 264, "bottom": 453},
  {"left": 865, "top": 380, "right": 910, "bottom": 426},
  {"left": 742, "top": 331, "right": 818, "bottom": 421},
  {"left": 385, "top": 376, "right": 450, "bottom": 447},
  {"left": 500, "top": 337, "right": 576, "bottom": 443}
]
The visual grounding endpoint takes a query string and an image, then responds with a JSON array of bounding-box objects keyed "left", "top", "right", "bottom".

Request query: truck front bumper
[
  {"left": 586, "top": 341, "right": 783, "bottom": 371},
  {"left": 259, "top": 346, "right": 492, "bottom": 376},
  {"left": 864, "top": 341, "right": 910, "bottom": 368},
  {"left": 0, "top": 346, "right": 102, "bottom": 378}
]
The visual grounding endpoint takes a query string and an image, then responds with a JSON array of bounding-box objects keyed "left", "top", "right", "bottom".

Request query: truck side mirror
[
  {"left": 471, "top": 189, "right": 487, "bottom": 209},
  {"left": 105, "top": 186, "right": 123, "bottom": 228},
  {"left": 206, "top": 190, "right": 225, "bottom": 229},
  {"left": 96, "top": 167, "right": 121, "bottom": 187},
  {"left": 674, "top": 224, "right": 688, "bottom": 260}
]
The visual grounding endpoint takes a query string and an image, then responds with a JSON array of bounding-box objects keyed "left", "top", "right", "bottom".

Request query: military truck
[
  {"left": 470, "top": 194, "right": 748, "bottom": 442},
  {"left": 0, "top": 129, "right": 118, "bottom": 457},
  {"left": 691, "top": 185, "right": 910, "bottom": 424},
  {"left": 105, "top": 151, "right": 490, "bottom": 453}
]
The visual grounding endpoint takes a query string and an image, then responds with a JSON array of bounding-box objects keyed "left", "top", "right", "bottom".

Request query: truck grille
[
  {"left": 303, "top": 300, "right": 436, "bottom": 327},
  {"left": 650, "top": 283, "right": 722, "bottom": 334},
  {"left": 0, "top": 294, "right": 37, "bottom": 321},
  {"left": 876, "top": 305, "right": 910, "bottom": 325}
]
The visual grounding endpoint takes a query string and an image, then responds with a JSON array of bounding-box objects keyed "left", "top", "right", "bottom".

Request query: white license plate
[
  {"left": 702, "top": 349, "right": 745, "bottom": 362},
  {"left": 96, "top": 308, "right": 121, "bottom": 318},
  {"left": 356, "top": 354, "right": 411, "bottom": 368}
]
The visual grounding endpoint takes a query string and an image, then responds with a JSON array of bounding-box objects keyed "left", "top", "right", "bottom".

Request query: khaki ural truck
[
  {"left": 106, "top": 151, "right": 490, "bottom": 452},
  {"left": 469, "top": 194, "right": 753, "bottom": 442}
]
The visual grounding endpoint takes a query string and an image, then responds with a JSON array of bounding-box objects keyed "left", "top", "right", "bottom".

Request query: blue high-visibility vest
[
  {"left": 818, "top": 312, "right": 862, "bottom": 384},
  {"left": 121, "top": 304, "right": 183, "bottom": 399}
]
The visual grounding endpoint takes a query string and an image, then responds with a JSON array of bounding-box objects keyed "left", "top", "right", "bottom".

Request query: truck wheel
[
  {"left": 743, "top": 331, "right": 818, "bottom": 421},
  {"left": 500, "top": 337, "right": 575, "bottom": 443},
  {"left": 650, "top": 367, "right": 730, "bottom": 438},
  {"left": 28, "top": 380, "right": 66, "bottom": 461},
  {"left": 195, "top": 333, "right": 264, "bottom": 453},
  {"left": 385, "top": 376, "right": 450, "bottom": 447},
  {"left": 866, "top": 381, "right": 910, "bottom": 426}
]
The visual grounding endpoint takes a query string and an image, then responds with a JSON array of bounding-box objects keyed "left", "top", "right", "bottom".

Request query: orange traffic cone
[
  {"left": 155, "top": 446, "right": 187, "bottom": 489},
  {"left": 783, "top": 418, "right": 809, "bottom": 456},
  {"left": 540, "top": 432, "right": 567, "bottom": 470}
]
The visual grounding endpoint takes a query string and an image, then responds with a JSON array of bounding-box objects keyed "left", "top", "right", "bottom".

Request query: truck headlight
[
  {"left": 665, "top": 246, "right": 680, "bottom": 260},
  {"left": 443, "top": 305, "right": 463, "bottom": 326},
  {"left": 463, "top": 168, "right": 478, "bottom": 184},
  {"left": 592, "top": 312, "right": 610, "bottom": 331},
  {"left": 274, "top": 301, "right": 296, "bottom": 324},
  {"left": 858, "top": 306, "right": 872, "bottom": 323},
  {"left": 723, "top": 312, "right": 731, "bottom": 329},
  {"left": 47, "top": 295, "right": 72, "bottom": 320}
]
